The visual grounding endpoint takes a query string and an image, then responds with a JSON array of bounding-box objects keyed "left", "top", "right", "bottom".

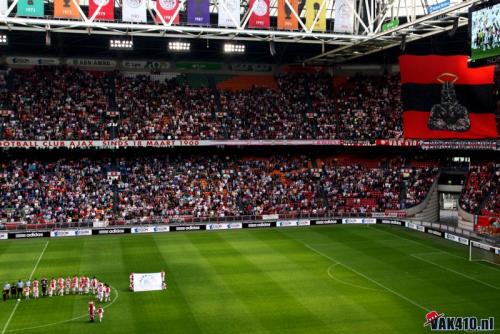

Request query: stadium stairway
[{"left": 408, "top": 176, "right": 440, "bottom": 222}]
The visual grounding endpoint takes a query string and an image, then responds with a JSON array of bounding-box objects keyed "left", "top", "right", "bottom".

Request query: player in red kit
[
  {"left": 49, "top": 278, "right": 56, "bottom": 297},
  {"left": 65, "top": 276, "right": 71, "bottom": 295},
  {"left": 23, "top": 286, "right": 30, "bottom": 300},
  {"left": 104, "top": 284, "right": 111, "bottom": 302},
  {"left": 97, "top": 282, "right": 104, "bottom": 303},
  {"left": 97, "top": 305, "right": 104, "bottom": 322},
  {"left": 91, "top": 277, "right": 98, "bottom": 294},
  {"left": 72, "top": 275, "right": 78, "bottom": 294},
  {"left": 88, "top": 301, "right": 95, "bottom": 322},
  {"left": 57, "top": 277, "right": 64, "bottom": 296},
  {"left": 32, "top": 279, "right": 39, "bottom": 299}
]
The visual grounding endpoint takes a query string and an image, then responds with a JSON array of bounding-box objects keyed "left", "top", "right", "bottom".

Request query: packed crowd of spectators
[
  {"left": 115, "top": 74, "right": 219, "bottom": 140},
  {"left": 0, "top": 155, "right": 439, "bottom": 224},
  {"left": 320, "top": 156, "right": 438, "bottom": 214},
  {"left": 0, "top": 67, "right": 110, "bottom": 140},
  {"left": 479, "top": 165, "right": 499, "bottom": 217},
  {"left": 459, "top": 163, "right": 498, "bottom": 214},
  {"left": 0, "top": 158, "right": 115, "bottom": 224},
  {"left": 0, "top": 67, "right": 407, "bottom": 141},
  {"left": 330, "top": 75, "right": 403, "bottom": 140}
]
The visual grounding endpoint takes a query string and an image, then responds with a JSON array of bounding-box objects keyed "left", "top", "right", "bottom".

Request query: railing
[{"left": 0, "top": 211, "right": 377, "bottom": 232}]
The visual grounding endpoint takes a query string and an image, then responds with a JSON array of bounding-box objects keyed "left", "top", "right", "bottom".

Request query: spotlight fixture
[
  {"left": 110, "top": 39, "right": 133, "bottom": 50},
  {"left": 0, "top": 34, "right": 8, "bottom": 46},
  {"left": 168, "top": 41, "right": 190, "bottom": 52},
  {"left": 224, "top": 43, "right": 245, "bottom": 54}
]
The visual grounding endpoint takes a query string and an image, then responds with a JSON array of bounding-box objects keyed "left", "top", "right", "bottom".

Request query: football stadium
[{"left": 0, "top": 0, "right": 499, "bottom": 332}]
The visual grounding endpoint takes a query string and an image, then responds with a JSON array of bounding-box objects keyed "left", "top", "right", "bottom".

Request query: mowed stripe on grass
[{"left": 0, "top": 225, "right": 498, "bottom": 334}]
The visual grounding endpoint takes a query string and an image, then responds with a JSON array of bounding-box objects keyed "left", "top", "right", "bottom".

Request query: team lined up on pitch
[{"left": 2, "top": 276, "right": 111, "bottom": 302}]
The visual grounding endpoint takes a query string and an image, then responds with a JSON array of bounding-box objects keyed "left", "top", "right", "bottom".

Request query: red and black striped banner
[{"left": 400, "top": 55, "right": 498, "bottom": 139}]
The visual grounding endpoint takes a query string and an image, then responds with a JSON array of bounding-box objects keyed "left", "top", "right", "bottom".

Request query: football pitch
[{"left": 0, "top": 225, "right": 499, "bottom": 334}]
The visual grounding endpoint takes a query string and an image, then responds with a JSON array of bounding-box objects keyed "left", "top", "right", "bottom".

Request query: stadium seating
[
  {"left": 459, "top": 162, "right": 499, "bottom": 215},
  {"left": 0, "top": 67, "right": 407, "bottom": 140},
  {"left": 0, "top": 155, "right": 439, "bottom": 225}
]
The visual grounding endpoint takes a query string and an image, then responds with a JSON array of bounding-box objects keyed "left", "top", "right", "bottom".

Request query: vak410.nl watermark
[{"left": 425, "top": 311, "right": 495, "bottom": 331}]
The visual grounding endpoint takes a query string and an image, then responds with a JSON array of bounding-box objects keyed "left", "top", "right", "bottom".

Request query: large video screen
[{"left": 470, "top": 0, "right": 500, "bottom": 66}]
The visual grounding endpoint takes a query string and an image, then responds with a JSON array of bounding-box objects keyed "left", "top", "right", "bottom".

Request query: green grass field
[{"left": 0, "top": 225, "right": 499, "bottom": 334}]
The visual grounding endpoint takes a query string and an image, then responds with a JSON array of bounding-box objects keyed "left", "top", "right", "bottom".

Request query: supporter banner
[
  {"left": 207, "top": 223, "right": 243, "bottom": 230},
  {"left": 155, "top": 0, "right": 180, "bottom": 24},
  {"left": 262, "top": 214, "right": 279, "bottom": 220},
  {"left": 122, "top": 0, "right": 147, "bottom": 22},
  {"left": 376, "top": 139, "right": 421, "bottom": 147},
  {"left": 0, "top": 0, "right": 6, "bottom": 16},
  {"left": 93, "top": 221, "right": 108, "bottom": 228},
  {"left": 170, "top": 225, "right": 206, "bottom": 232},
  {"left": 8, "top": 231, "right": 50, "bottom": 239},
  {"left": 277, "top": 0, "right": 298, "bottom": 30},
  {"left": 249, "top": 0, "right": 270, "bottom": 29},
  {"left": 425, "top": 228, "right": 444, "bottom": 238},
  {"left": 400, "top": 55, "right": 498, "bottom": 139},
  {"left": 17, "top": 0, "right": 44, "bottom": 17},
  {"left": 187, "top": 0, "right": 209, "bottom": 25},
  {"left": 133, "top": 273, "right": 163, "bottom": 292},
  {"left": 66, "top": 58, "right": 116, "bottom": 68},
  {"left": 92, "top": 228, "right": 131, "bottom": 235},
  {"left": 444, "top": 232, "right": 469, "bottom": 245},
  {"left": 218, "top": 0, "right": 240, "bottom": 27},
  {"left": 421, "top": 140, "right": 497, "bottom": 150},
  {"left": 405, "top": 221, "right": 425, "bottom": 232},
  {"left": 6, "top": 57, "right": 60, "bottom": 66},
  {"left": 0, "top": 139, "right": 497, "bottom": 150},
  {"left": 311, "top": 219, "right": 339, "bottom": 225},
  {"left": 88, "top": 0, "right": 114, "bottom": 21},
  {"left": 342, "top": 218, "right": 376, "bottom": 224},
  {"left": 333, "top": 0, "right": 354, "bottom": 34},
  {"left": 50, "top": 229, "right": 92, "bottom": 237},
  {"left": 372, "top": 211, "right": 406, "bottom": 218},
  {"left": 243, "top": 222, "right": 275, "bottom": 228},
  {"left": 54, "top": 0, "right": 80, "bottom": 19},
  {"left": 305, "top": 0, "right": 326, "bottom": 31}
]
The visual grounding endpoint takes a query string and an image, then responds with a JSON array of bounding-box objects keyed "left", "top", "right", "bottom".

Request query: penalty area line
[
  {"left": 304, "top": 243, "right": 430, "bottom": 312},
  {"left": 1, "top": 241, "right": 49, "bottom": 334}
]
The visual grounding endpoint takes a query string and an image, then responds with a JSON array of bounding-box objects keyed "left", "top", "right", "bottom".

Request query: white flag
[
  {"left": 0, "top": 0, "right": 8, "bottom": 16},
  {"left": 122, "top": 0, "right": 147, "bottom": 22},
  {"left": 133, "top": 273, "right": 163, "bottom": 292},
  {"left": 333, "top": 0, "right": 355, "bottom": 33},
  {"left": 218, "top": 0, "right": 240, "bottom": 27}
]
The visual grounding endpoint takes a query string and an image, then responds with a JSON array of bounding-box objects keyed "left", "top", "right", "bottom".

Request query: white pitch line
[
  {"left": 370, "top": 226, "right": 500, "bottom": 272},
  {"left": 1, "top": 241, "right": 49, "bottom": 334},
  {"left": 327, "top": 264, "right": 381, "bottom": 292},
  {"left": 305, "top": 243, "right": 430, "bottom": 312},
  {"left": 410, "top": 253, "right": 500, "bottom": 290}
]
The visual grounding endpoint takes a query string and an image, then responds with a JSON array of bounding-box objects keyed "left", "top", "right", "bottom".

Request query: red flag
[
  {"left": 155, "top": 0, "right": 180, "bottom": 24},
  {"left": 249, "top": 0, "right": 270, "bottom": 29},
  {"left": 89, "top": 0, "right": 114, "bottom": 21},
  {"left": 400, "top": 55, "right": 497, "bottom": 139}
]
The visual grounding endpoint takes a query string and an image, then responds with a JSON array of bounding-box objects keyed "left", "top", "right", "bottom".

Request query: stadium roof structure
[{"left": 0, "top": 0, "right": 484, "bottom": 63}]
